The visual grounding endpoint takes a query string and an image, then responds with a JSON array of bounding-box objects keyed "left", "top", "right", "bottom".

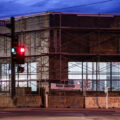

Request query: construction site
[{"left": 0, "top": 12, "right": 120, "bottom": 108}]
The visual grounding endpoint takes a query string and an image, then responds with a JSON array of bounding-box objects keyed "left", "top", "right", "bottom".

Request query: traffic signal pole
[{"left": 11, "top": 17, "right": 16, "bottom": 98}]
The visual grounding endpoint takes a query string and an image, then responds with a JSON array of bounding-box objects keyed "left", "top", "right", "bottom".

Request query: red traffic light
[
  {"left": 18, "top": 46, "right": 25, "bottom": 54},
  {"left": 20, "top": 48, "right": 25, "bottom": 53}
]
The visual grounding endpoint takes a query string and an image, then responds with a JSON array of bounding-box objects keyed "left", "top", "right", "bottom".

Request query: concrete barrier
[
  {"left": 48, "top": 96, "right": 84, "bottom": 108},
  {"left": 48, "top": 96, "right": 120, "bottom": 108},
  {"left": 16, "top": 96, "right": 42, "bottom": 107},
  {"left": 0, "top": 96, "right": 15, "bottom": 107},
  {"left": 85, "top": 97, "right": 120, "bottom": 108},
  {"left": 0, "top": 96, "right": 42, "bottom": 107},
  {"left": 1, "top": 95, "right": 120, "bottom": 108}
]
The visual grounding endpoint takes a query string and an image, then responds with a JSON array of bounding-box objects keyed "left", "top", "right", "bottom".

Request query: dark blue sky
[{"left": 0, "top": 0, "right": 120, "bottom": 18}]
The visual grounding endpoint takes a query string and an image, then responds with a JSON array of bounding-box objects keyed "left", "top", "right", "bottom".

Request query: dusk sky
[{"left": 0, "top": 0, "right": 120, "bottom": 18}]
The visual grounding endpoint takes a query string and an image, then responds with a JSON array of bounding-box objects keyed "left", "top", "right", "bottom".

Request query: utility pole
[
  {"left": 11, "top": 17, "right": 16, "bottom": 98},
  {"left": 10, "top": 17, "right": 25, "bottom": 98}
]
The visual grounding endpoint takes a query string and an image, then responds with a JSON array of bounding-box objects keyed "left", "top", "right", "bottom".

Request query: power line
[
  {"left": 0, "top": 0, "right": 113, "bottom": 18},
  {"left": 48, "top": 0, "right": 113, "bottom": 11}
]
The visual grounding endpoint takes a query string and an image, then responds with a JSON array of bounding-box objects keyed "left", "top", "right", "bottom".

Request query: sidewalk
[{"left": 0, "top": 107, "right": 119, "bottom": 112}]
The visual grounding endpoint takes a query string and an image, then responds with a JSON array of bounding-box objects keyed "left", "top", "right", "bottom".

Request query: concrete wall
[
  {"left": 0, "top": 96, "right": 15, "bottom": 107},
  {"left": 0, "top": 96, "right": 42, "bottom": 107},
  {"left": 85, "top": 97, "right": 120, "bottom": 108},
  {"left": 48, "top": 95, "right": 120, "bottom": 108},
  {"left": 48, "top": 95, "right": 84, "bottom": 108},
  {"left": 16, "top": 96, "right": 42, "bottom": 107},
  {"left": 1, "top": 95, "right": 120, "bottom": 108}
]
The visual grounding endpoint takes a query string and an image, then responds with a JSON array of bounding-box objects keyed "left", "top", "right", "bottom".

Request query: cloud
[
  {"left": 15, "top": 0, "right": 44, "bottom": 6},
  {"left": 0, "top": 0, "right": 120, "bottom": 18},
  {"left": 45, "top": 0, "right": 120, "bottom": 14},
  {"left": 0, "top": 1, "right": 27, "bottom": 13},
  {"left": 0, "top": 1, "right": 38, "bottom": 18}
]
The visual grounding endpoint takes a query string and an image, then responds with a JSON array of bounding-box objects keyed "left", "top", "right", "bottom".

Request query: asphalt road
[{"left": 0, "top": 108, "right": 120, "bottom": 120}]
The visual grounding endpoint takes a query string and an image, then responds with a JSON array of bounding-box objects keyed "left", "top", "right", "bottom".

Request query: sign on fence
[{"left": 51, "top": 83, "right": 82, "bottom": 90}]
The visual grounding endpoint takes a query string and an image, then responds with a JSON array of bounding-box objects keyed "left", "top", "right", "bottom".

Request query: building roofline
[
  {"left": 47, "top": 12, "right": 120, "bottom": 17},
  {"left": 15, "top": 12, "right": 120, "bottom": 19},
  {"left": 1, "top": 12, "right": 120, "bottom": 20}
]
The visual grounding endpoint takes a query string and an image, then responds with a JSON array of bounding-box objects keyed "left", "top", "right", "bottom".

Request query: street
[{"left": 0, "top": 108, "right": 120, "bottom": 120}]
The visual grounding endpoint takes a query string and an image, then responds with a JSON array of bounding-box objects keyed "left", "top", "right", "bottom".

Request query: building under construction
[{"left": 0, "top": 12, "right": 120, "bottom": 108}]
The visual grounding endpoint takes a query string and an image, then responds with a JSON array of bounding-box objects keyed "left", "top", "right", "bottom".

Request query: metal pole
[
  {"left": 96, "top": 61, "right": 98, "bottom": 91},
  {"left": 110, "top": 62, "right": 112, "bottom": 91},
  {"left": 105, "top": 87, "right": 109, "bottom": 109},
  {"left": 82, "top": 62, "right": 83, "bottom": 92},
  {"left": 92, "top": 62, "right": 94, "bottom": 90},
  {"left": 106, "top": 91, "right": 108, "bottom": 109},
  {"left": 11, "top": 17, "right": 16, "bottom": 98}
]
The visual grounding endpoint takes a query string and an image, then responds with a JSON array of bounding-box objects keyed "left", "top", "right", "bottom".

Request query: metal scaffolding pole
[{"left": 110, "top": 62, "right": 112, "bottom": 91}]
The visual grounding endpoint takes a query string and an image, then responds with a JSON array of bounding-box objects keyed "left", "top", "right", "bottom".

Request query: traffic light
[
  {"left": 16, "top": 46, "right": 25, "bottom": 64},
  {"left": 11, "top": 46, "right": 25, "bottom": 64},
  {"left": 18, "top": 46, "right": 25, "bottom": 54},
  {"left": 17, "top": 65, "right": 24, "bottom": 73}
]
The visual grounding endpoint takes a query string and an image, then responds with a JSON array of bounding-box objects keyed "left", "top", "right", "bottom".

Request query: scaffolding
[{"left": 0, "top": 12, "right": 120, "bottom": 107}]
